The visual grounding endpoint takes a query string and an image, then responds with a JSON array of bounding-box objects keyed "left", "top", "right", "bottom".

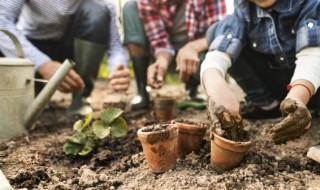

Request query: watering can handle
[{"left": 0, "top": 29, "right": 25, "bottom": 58}]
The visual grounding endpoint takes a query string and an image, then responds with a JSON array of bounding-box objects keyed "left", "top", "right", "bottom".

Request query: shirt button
[
  {"left": 307, "top": 22, "right": 314, "bottom": 28},
  {"left": 291, "top": 29, "right": 295, "bottom": 34},
  {"left": 227, "top": 34, "right": 232, "bottom": 39},
  {"left": 252, "top": 42, "right": 257, "bottom": 48},
  {"left": 280, "top": 57, "right": 285, "bottom": 61}
]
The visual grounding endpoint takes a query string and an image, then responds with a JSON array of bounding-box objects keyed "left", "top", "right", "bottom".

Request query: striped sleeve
[
  {"left": 106, "top": 1, "right": 129, "bottom": 71},
  {"left": 0, "top": 0, "right": 51, "bottom": 71}
]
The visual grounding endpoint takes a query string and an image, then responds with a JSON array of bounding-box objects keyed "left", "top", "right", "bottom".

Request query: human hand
[
  {"left": 207, "top": 97, "right": 243, "bottom": 141},
  {"left": 270, "top": 98, "right": 311, "bottom": 144},
  {"left": 147, "top": 58, "right": 169, "bottom": 89},
  {"left": 176, "top": 44, "right": 199, "bottom": 83},
  {"left": 38, "top": 60, "right": 84, "bottom": 93},
  {"left": 109, "top": 64, "right": 130, "bottom": 94}
]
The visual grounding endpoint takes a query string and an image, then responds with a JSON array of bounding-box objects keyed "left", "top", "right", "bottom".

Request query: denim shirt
[{"left": 208, "top": 0, "right": 320, "bottom": 69}]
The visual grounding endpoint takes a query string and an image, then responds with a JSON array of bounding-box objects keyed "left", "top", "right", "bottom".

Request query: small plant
[{"left": 63, "top": 108, "right": 128, "bottom": 156}]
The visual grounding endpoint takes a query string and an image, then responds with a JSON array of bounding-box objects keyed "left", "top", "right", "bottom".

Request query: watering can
[{"left": 0, "top": 29, "right": 74, "bottom": 142}]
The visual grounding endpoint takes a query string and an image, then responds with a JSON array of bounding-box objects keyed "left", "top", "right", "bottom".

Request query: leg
[
  {"left": 64, "top": 0, "right": 110, "bottom": 116},
  {"left": 123, "top": 0, "right": 151, "bottom": 110}
]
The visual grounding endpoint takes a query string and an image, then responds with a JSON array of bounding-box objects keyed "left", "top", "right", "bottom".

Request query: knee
[
  {"left": 123, "top": 0, "right": 138, "bottom": 19},
  {"left": 78, "top": 0, "right": 112, "bottom": 28}
]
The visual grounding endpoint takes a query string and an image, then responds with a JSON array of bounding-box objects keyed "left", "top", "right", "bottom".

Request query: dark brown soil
[{"left": 1, "top": 79, "right": 320, "bottom": 189}]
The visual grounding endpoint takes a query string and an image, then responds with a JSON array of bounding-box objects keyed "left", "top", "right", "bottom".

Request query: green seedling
[{"left": 63, "top": 108, "right": 128, "bottom": 156}]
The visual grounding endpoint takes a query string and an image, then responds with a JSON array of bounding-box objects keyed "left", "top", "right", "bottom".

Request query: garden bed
[{"left": 0, "top": 79, "right": 319, "bottom": 189}]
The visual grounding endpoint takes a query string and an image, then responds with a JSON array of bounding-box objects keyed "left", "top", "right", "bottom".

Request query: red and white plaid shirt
[{"left": 138, "top": 0, "right": 226, "bottom": 55}]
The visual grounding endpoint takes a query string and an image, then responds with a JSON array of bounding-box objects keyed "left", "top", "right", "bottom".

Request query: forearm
[
  {"left": 289, "top": 47, "right": 320, "bottom": 104},
  {"left": 155, "top": 51, "right": 173, "bottom": 66},
  {"left": 185, "top": 37, "right": 208, "bottom": 53}
]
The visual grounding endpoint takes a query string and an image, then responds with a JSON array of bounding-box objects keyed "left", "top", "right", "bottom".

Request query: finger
[
  {"left": 179, "top": 63, "right": 187, "bottom": 82},
  {"left": 192, "top": 60, "right": 199, "bottom": 74},
  {"left": 147, "top": 65, "right": 157, "bottom": 86},
  {"left": 68, "top": 70, "right": 85, "bottom": 89},
  {"left": 112, "top": 83, "right": 130, "bottom": 92},
  {"left": 109, "top": 68, "right": 130, "bottom": 79},
  {"left": 270, "top": 114, "right": 297, "bottom": 133},
  {"left": 271, "top": 122, "right": 306, "bottom": 138},
  {"left": 58, "top": 81, "right": 73, "bottom": 93},
  {"left": 110, "top": 77, "right": 130, "bottom": 86},
  {"left": 62, "top": 75, "right": 81, "bottom": 91},
  {"left": 272, "top": 132, "right": 305, "bottom": 144},
  {"left": 156, "top": 65, "right": 165, "bottom": 83}
]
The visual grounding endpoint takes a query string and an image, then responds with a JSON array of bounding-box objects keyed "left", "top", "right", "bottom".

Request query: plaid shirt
[{"left": 138, "top": 0, "right": 226, "bottom": 55}]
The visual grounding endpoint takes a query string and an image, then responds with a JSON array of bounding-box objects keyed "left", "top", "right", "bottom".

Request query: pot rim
[
  {"left": 137, "top": 124, "right": 178, "bottom": 139},
  {"left": 212, "top": 132, "right": 252, "bottom": 153},
  {"left": 173, "top": 121, "right": 207, "bottom": 135}
]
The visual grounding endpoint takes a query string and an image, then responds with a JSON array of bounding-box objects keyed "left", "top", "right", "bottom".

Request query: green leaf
[
  {"left": 84, "top": 112, "right": 93, "bottom": 127},
  {"left": 73, "top": 120, "right": 85, "bottom": 132},
  {"left": 110, "top": 117, "right": 128, "bottom": 137},
  {"left": 63, "top": 142, "right": 83, "bottom": 155},
  {"left": 78, "top": 146, "right": 93, "bottom": 156},
  {"left": 101, "top": 108, "right": 123, "bottom": 125},
  {"left": 93, "top": 120, "right": 110, "bottom": 139},
  {"left": 67, "top": 133, "right": 86, "bottom": 144},
  {"left": 85, "top": 137, "right": 97, "bottom": 148}
]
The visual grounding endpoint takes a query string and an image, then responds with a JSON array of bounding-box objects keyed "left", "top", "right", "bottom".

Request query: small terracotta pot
[
  {"left": 137, "top": 124, "right": 179, "bottom": 173},
  {"left": 210, "top": 132, "right": 251, "bottom": 172},
  {"left": 154, "top": 97, "right": 177, "bottom": 121},
  {"left": 173, "top": 120, "right": 207, "bottom": 158}
]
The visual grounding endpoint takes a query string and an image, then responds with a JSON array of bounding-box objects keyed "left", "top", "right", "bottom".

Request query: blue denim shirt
[{"left": 209, "top": 0, "right": 320, "bottom": 69}]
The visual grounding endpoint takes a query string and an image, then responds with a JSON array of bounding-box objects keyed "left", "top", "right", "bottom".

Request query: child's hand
[
  {"left": 207, "top": 97, "right": 243, "bottom": 141},
  {"left": 270, "top": 98, "right": 311, "bottom": 144}
]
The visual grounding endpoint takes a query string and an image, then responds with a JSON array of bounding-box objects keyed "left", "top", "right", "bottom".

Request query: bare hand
[
  {"left": 207, "top": 97, "right": 243, "bottom": 141},
  {"left": 176, "top": 44, "right": 199, "bottom": 83},
  {"left": 270, "top": 98, "right": 311, "bottom": 144},
  {"left": 109, "top": 64, "right": 130, "bottom": 94},
  {"left": 38, "top": 60, "right": 84, "bottom": 93},
  {"left": 147, "top": 58, "right": 169, "bottom": 89}
]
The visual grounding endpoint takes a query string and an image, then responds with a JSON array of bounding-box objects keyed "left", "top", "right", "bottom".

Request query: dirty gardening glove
[
  {"left": 207, "top": 97, "right": 243, "bottom": 141},
  {"left": 270, "top": 98, "right": 311, "bottom": 144}
]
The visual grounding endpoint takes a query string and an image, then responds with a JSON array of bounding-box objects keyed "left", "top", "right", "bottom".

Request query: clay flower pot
[
  {"left": 172, "top": 120, "right": 207, "bottom": 158},
  {"left": 154, "top": 97, "right": 177, "bottom": 121},
  {"left": 210, "top": 132, "right": 252, "bottom": 172},
  {"left": 137, "top": 123, "right": 179, "bottom": 173}
]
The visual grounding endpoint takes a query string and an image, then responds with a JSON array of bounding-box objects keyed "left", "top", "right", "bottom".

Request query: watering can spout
[{"left": 24, "top": 59, "right": 74, "bottom": 128}]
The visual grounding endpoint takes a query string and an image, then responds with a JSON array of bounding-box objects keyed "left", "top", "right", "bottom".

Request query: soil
[{"left": 1, "top": 79, "right": 320, "bottom": 190}]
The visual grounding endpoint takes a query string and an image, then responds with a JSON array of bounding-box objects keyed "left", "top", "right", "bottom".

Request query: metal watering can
[{"left": 0, "top": 29, "right": 74, "bottom": 142}]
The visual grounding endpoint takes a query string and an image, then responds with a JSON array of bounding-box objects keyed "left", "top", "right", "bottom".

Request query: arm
[
  {"left": 176, "top": 38, "right": 208, "bottom": 82},
  {"left": 106, "top": 1, "right": 130, "bottom": 94},
  {"left": 0, "top": 1, "right": 84, "bottom": 93},
  {"left": 138, "top": 0, "right": 174, "bottom": 56},
  {"left": 0, "top": 0, "right": 50, "bottom": 71},
  {"left": 271, "top": 47, "right": 320, "bottom": 144}
]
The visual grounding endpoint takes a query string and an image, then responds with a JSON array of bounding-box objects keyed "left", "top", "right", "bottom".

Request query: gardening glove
[
  {"left": 207, "top": 97, "right": 243, "bottom": 141},
  {"left": 270, "top": 98, "right": 311, "bottom": 144}
]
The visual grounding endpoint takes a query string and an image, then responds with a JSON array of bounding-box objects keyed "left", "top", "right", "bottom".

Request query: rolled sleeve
[
  {"left": 207, "top": 14, "right": 246, "bottom": 61},
  {"left": 295, "top": 3, "right": 320, "bottom": 52}
]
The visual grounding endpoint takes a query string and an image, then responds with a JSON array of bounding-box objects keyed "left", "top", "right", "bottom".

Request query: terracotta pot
[
  {"left": 210, "top": 132, "right": 251, "bottom": 172},
  {"left": 137, "top": 124, "right": 179, "bottom": 173},
  {"left": 154, "top": 97, "right": 177, "bottom": 121},
  {"left": 173, "top": 120, "right": 207, "bottom": 158}
]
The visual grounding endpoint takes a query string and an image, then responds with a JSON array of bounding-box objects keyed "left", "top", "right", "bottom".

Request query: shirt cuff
[
  {"left": 108, "top": 54, "right": 129, "bottom": 72},
  {"left": 291, "top": 47, "right": 320, "bottom": 93},
  {"left": 200, "top": 50, "right": 232, "bottom": 90},
  {"left": 154, "top": 47, "right": 175, "bottom": 57}
]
